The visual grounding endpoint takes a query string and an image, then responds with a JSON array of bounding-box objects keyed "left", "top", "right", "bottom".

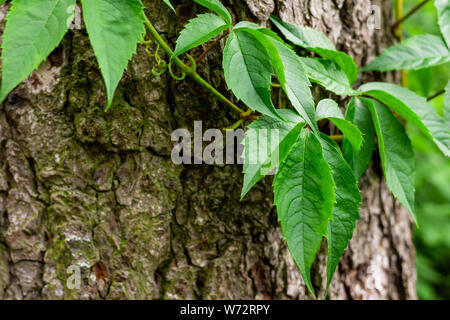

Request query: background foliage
[{"left": 396, "top": 0, "right": 450, "bottom": 300}]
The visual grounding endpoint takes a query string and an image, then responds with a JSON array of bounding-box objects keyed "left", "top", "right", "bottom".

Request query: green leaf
[
  {"left": 162, "top": 0, "right": 175, "bottom": 12},
  {"left": 362, "top": 34, "right": 450, "bottom": 72},
  {"left": 268, "top": 37, "right": 318, "bottom": 131},
  {"left": 230, "top": 24, "right": 316, "bottom": 130},
  {"left": 360, "top": 82, "right": 450, "bottom": 157},
  {"left": 193, "top": 0, "right": 232, "bottom": 25},
  {"left": 318, "top": 134, "right": 361, "bottom": 296},
  {"left": 172, "top": 13, "right": 229, "bottom": 58},
  {"left": 270, "top": 16, "right": 358, "bottom": 85},
  {"left": 0, "top": 0, "right": 75, "bottom": 102},
  {"left": 233, "top": 21, "right": 287, "bottom": 44},
  {"left": 299, "top": 58, "right": 361, "bottom": 96},
  {"left": 435, "top": 0, "right": 450, "bottom": 48},
  {"left": 241, "top": 109, "right": 305, "bottom": 199},
  {"left": 316, "top": 99, "right": 363, "bottom": 151},
  {"left": 273, "top": 130, "right": 335, "bottom": 296},
  {"left": 342, "top": 98, "right": 376, "bottom": 181},
  {"left": 81, "top": 0, "right": 145, "bottom": 109},
  {"left": 223, "top": 30, "right": 282, "bottom": 120},
  {"left": 444, "top": 80, "right": 450, "bottom": 127},
  {"left": 364, "top": 98, "right": 416, "bottom": 222},
  {"left": 236, "top": 27, "right": 317, "bottom": 131},
  {"left": 0, "top": 0, "right": 7, "bottom": 4}
]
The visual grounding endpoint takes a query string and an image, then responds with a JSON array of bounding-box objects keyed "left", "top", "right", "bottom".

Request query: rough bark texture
[{"left": 0, "top": 0, "right": 416, "bottom": 300}]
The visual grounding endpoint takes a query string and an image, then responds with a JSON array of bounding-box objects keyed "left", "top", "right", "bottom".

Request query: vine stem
[
  {"left": 427, "top": 89, "right": 445, "bottom": 101},
  {"left": 395, "top": 0, "right": 408, "bottom": 87},
  {"left": 391, "top": 0, "right": 430, "bottom": 31},
  {"left": 330, "top": 135, "right": 343, "bottom": 142},
  {"left": 144, "top": 17, "right": 245, "bottom": 116},
  {"left": 145, "top": 15, "right": 349, "bottom": 145}
]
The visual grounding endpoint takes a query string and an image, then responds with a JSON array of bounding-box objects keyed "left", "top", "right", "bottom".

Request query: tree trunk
[{"left": 0, "top": 0, "right": 416, "bottom": 300}]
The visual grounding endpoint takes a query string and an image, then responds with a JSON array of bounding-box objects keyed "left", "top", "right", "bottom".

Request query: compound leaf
[
  {"left": 364, "top": 98, "right": 416, "bottom": 222},
  {"left": 273, "top": 130, "right": 335, "bottom": 296},
  {"left": 172, "top": 13, "right": 229, "bottom": 58},
  {"left": 193, "top": 0, "right": 232, "bottom": 25},
  {"left": 0, "top": 0, "right": 75, "bottom": 102},
  {"left": 241, "top": 109, "right": 305, "bottom": 199},
  {"left": 300, "top": 58, "right": 361, "bottom": 96},
  {"left": 435, "top": 0, "right": 450, "bottom": 48},
  {"left": 342, "top": 98, "right": 376, "bottom": 181},
  {"left": 238, "top": 28, "right": 317, "bottom": 131},
  {"left": 318, "top": 134, "right": 361, "bottom": 296},
  {"left": 230, "top": 24, "right": 316, "bottom": 130},
  {"left": 268, "top": 37, "right": 317, "bottom": 131},
  {"left": 271, "top": 16, "right": 358, "bottom": 85},
  {"left": 360, "top": 82, "right": 450, "bottom": 157},
  {"left": 362, "top": 34, "right": 450, "bottom": 71},
  {"left": 316, "top": 99, "right": 363, "bottom": 151},
  {"left": 223, "top": 30, "right": 282, "bottom": 120},
  {"left": 81, "top": 0, "right": 145, "bottom": 109}
]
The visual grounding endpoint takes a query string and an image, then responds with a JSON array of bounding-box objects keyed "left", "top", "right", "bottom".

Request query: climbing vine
[{"left": 0, "top": 0, "right": 449, "bottom": 298}]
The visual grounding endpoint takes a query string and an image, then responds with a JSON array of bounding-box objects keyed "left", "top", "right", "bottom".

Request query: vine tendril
[{"left": 168, "top": 59, "right": 186, "bottom": 80}]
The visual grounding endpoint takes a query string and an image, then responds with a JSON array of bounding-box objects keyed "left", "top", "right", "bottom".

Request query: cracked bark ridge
[{"left": 0, "top": 0, "right": 416, "bottom": 299}]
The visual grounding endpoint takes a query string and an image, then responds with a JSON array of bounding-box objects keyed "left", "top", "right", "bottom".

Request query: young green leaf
[
  {"left": 0, "top": 0, "right": 75, "bottom": 102},
  {"left": 299, "top": 58, "right": 361, "bottom": 96},
  {"left": 435, "top": 0, "right": 450, "bottom": 48},
  {"left": 233, "top": 21, "right": 287, "bottom": 44},
  {"left": 316, "top": 99, "right": 363, "bottom": 151},
  {"left": 273, "top": 130, "right": 335, "bottom": 296},
  {"left": 364, "top": 98, "right": 416, "bottom": 222},
  {"left": 360, "top": 82, "right": 450, "bottom": 157},
  {"left": 270, "top": 16, "right": 358, "bottom": 85},
  {"left": 231, "top": 24, "right": 317, "bottom": 130},
  {"left": 342, "top": 98, "right": 375, "bottom": 181},
  {"left": 162, "top": 0, "right": 176, "bottom": 12},
  {"left": 236, "top": 27, "right": 317, "bottom": 131},
  {"left": 172, "top": 13, "right": 229, "bottom": 58},
  {"left": 81, "top": 0, "right": 145, "bottom": 109},
  {"left": 362, "top": 34, "right": 450, "bottom": 71},
  {"left": 318, "top": 134, "right": 361, "bottom": 296},
  {"left": 268, "top": 37, "right": 318, "bottom": 131},
  {"left": 444, "top": 81, "right": 450, "bottom": 127},
  {"left": 223, "top": 30, "right": 282, "bottom": 120},
  {"left": 193, "top": 0, "right": 232, "bottom": 25},
  {"left": 241, "top": 110, "right": 305, "bottom": 199}
]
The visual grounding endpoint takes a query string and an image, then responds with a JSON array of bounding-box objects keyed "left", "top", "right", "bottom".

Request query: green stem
[
  {"left": 144, "top": 17, "right": 245, "bottom": 116},
  {"left": 226, "top": 118, "right": 245, "bottom": 130},
  {"left": 330, "top": 135, "right": 343, "bottom": 142},
  {"left": 391, "top": 0, "right": 430, "bottom": 31}
]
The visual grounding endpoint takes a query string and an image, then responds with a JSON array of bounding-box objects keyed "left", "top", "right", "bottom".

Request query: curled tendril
[
  {"left": 142, "top": 33, "right": 196, "bottom": 80},
  {"left": 152, "top": 60, "right": 167, "bottom": 76},
  {"left": 154, "top": 43, "right": 163, "bottom": 65},
  {"left": 168, "top": 59, "right": 186, "bottom": 81},
  {"left": 186, "top": 54, "right": 197, "bottom": 73},
  {"left": 142, "top": 33, "right": 152, "bottom": 45},
  {"left": 143, "top": 41, "right": 168, "bottom": 76}
]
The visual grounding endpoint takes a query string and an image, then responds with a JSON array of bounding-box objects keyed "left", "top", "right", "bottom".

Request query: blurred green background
[{"left": 393, "top": 0, "right": 450, "bottom": 300}]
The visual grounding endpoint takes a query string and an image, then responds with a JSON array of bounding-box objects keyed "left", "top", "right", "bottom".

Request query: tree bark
[{"left": 0, "top": 0, "right": 416, "bottom": 300}]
